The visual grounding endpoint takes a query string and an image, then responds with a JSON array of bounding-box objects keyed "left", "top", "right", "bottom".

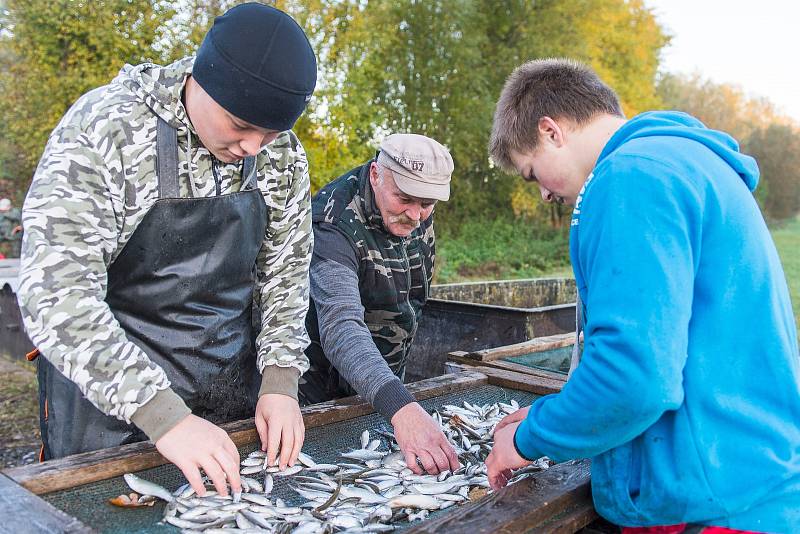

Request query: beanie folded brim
[{"left": 193, "top": 35, "right": 312, "bottom": 132}]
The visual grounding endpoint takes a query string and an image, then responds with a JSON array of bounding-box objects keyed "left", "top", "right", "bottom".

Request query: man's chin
[
  {"left": 214, "top": 149, "right": 244, "bottom": 163},
  {"left": 388, "top": 224, "right": 417, "bottom": 237}
]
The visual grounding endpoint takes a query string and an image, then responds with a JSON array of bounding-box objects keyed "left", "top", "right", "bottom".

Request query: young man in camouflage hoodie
[
  {"left": 17, "top": 3, "right": 315, "bottom": 497},
  {"left": 300, "top": 134, "right": 460, "bottom": 475}
]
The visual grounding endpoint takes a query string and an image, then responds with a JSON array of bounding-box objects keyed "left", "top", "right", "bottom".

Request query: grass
[
  {"left": 434, "top": 216, "right": 572, "bottom": 283},
  {"left": 435, "top": 214, "right": 800, "bottom": 331},
  {"left": 0, "top": 357, "right": 40, "bottom": 467},
  {"left": 771, "top": 217, "right": 800, "bottom": 330}
]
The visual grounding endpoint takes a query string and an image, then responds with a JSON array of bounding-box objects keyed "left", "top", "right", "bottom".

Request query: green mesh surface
[
  {"left": 43, "top": 384, "right": 540, "bottom": 533},
  {"left": 504, "top": 345, "right": 576, "bottom": 374}
]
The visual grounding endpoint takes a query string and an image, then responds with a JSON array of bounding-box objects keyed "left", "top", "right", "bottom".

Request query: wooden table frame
[
  {"left": 448, "top": 332, "right": 583, "bottom": 382},
  {"left": 3, "top": 369, "right": 596, "bottom": 533}
]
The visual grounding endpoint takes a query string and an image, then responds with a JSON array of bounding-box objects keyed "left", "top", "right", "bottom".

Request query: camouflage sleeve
[
  {"left": 255, "top": 137, "right": 312, "bottom": 399},
  {"left": 17, "top": 124, "right": 186, "bottom": 437}
]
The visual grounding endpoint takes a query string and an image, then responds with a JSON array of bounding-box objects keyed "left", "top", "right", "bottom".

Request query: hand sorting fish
[{"left": 120, "top": 400, "right": 551, "bottom": 533}]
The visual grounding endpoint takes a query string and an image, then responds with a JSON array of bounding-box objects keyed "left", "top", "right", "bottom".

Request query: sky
[{"left": 645, "top": 0, "right": 800, "bottom": 122}]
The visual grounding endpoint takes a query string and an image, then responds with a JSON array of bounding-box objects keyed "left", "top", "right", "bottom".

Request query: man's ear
[
  {"left": 537, "top": 116, "right": 566, "bottom": 148},
  {"left": 369, "top": 162, "right": 379, "bottom": 187}
]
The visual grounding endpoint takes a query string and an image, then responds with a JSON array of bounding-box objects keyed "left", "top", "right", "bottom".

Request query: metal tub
[
  {"left": 0, "top": 259, "right": 33, "bottom": 360},
  {"left": 406, "top": 277, "right": 576, "bottom": 381}
]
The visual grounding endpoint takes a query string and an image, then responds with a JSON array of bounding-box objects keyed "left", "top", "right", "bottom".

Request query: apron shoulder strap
[
  {"left": 241, "top": 156, "right": 257, "bottom": 191},
  {"left": 156, "top": 118, "right": 180, "bottom": 199}
]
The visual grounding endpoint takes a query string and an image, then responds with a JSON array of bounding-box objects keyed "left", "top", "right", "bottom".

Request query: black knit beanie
[{"left": 193, "top": 3, "right": 317, "bottom": 131}]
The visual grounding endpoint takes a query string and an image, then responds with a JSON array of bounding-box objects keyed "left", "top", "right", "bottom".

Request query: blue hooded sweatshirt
[{"left": 513, "top": 111, "right": 800, "bottom": 531}]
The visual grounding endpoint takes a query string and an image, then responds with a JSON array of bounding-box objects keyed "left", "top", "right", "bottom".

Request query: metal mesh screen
[
  {"left": 42, "top": 384, "right": 541, "bottom": 533},
  {"left": 504, "top": 345, "right": 576, "bottom": 374}
]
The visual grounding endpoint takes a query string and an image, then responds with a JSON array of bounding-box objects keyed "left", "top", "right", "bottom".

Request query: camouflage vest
[{"left": 306, "top": 160, "right": 435, "bottom": 392}]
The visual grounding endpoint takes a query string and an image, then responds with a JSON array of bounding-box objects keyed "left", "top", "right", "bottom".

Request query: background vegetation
[{"left": 0, "top": 0, "right": 798, "bottom": 288}]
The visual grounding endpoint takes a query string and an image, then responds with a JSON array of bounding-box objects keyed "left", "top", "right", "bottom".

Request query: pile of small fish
[{"left": 121, "top": 399, "right": 551, "bottom": 533}]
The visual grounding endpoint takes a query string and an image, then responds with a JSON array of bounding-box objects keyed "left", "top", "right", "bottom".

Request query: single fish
[
  {"left": 297, "top": 451, "right": 318, "bottom": 468},
  {"left": 342, "top": 449, "right": 386, "bottom": 461},
  {"left": 306, "top": 463, "right": 340, "bottom": 473},
  {"left": 123, "top": 473, "right": 175, "bottom": 503},
  {"left": 241, "top": 465, "right": 264, "bottom": 475},
  {"left": 274, "top": 465, "right": 304, "bottom": 477},
  {"left": 387, "top": 494, "right": 440, "bottom": 510}
]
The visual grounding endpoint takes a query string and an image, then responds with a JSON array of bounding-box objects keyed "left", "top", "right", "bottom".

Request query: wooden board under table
[
  {"left": 3, "top": 368, "right": 596, "bottom": 533},
  {"left": 449, "top": 332, "right": 582, "bottom": 381},
  {"left": 0, "top": 473, "right": 92, "bottom": 533}
]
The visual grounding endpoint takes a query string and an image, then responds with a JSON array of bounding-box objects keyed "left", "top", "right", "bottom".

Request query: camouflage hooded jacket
[{"left": 17, "top": 58, "right": 311, "bottom": 440}]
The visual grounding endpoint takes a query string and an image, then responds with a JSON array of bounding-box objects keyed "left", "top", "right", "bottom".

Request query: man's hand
[
  {"left": 485, "top": 420, "right": 532, "bottom": 491},
  {"left": 255, "top": 394, "right": 305, "bottom": 470},
  {"left": 391, "top": 402, "right": 460, "bottom": 475},
  {"left": 155, "top": 414, "right": 241, "bottom": 497},
  {"left": 492, "top": 406, "right": 530, "bottom": 436}
]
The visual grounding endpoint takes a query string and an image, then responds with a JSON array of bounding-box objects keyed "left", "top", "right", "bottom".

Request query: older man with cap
[
  {"left": 300, "top": 134, "right": 460, "bottom": 474},
  {"left": 18, "top": 3, "right": 315, "bottom": 497}
]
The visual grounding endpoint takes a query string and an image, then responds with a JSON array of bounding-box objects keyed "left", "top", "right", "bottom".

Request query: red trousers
[{"left": 622, "top": 526, "right": 760, "bottom": 534}]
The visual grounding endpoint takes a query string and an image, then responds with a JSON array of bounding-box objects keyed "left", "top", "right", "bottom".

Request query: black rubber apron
[{"left": 37, "top": 119, "right": 269, "bottom": 459}]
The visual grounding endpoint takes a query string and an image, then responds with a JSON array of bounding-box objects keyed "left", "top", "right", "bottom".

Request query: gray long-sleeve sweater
[{"left": 307, "top": 223, "right": 416, "bottom": 418}]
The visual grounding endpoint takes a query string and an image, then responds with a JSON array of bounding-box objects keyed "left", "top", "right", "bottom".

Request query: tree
[
  {"left": 657, "top": 73, "right": 788, "bottom": 141},
  {"left": 0, "top": 0, "right": 670, "bottom": 225},
  {"left": 315, "top": 0, "right": 669, "bottom": 231},
  {"left": 0, "top": 0, "right": 173, "bottom": 197},
  {"left": 745, "top": 124, "right": 800, "bottom": 221}
]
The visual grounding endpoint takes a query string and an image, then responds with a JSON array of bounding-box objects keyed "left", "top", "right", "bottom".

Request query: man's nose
[
  {"left": 539, "top": 186, "right": 554, "bottom": 203},
  {"left": 240, "top": 131, "right": 278, "bottom": 156},
  {"left": 405, "top": 204, "right": 422, "bottom": 221}
]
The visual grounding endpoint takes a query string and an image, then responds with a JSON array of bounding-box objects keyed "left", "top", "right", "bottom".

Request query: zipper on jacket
[
  {"left": 399, "top": 237, "right": 416, "bottom": 334},
  {"left": 211, "top": 157, "right": 222, "bottom": 196}
]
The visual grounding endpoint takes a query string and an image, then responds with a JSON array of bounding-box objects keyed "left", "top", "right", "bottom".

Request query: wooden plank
[
  {"left": 405, "top": 459, "right": 592, "bottom": 534},
  {"left": 0, "top": 473, "right": 92, "bottom": 533},
  {"left": 462, "top": 332, "right": 579, "bottom": 362},
  {"left": 536, "top": 501, "right": 598, "bottom": 533},
  {"left": 479, "top": 366, "right": 566, "bottom": 396},
  {"left": 449, "top": 352, "right": 568, "bottom": 382},
  {"left": 3, "top": 370, "right": 488, "bottom": 495},
  {"left": 221, "top": 369, "right": 489, "bottom": 445}
]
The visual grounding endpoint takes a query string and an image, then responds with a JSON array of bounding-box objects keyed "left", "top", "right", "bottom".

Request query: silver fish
[
  {"left": 123, "top": 473, "right": 175, "bottom": 503},
  {"left": 274, "top": 465, "right": 304, "bottom": 477},
  {"left": 240, "top": 465, "right": 264, "bottom": 475},
  {"left": 297, "top": 451, "right": 317, "bottom": 468},
  {"left": 387, "top": 494, "right": 440, "bottom": 510},
  {"left": 341, "top": 449, "right": 386, "bottom": 461}
]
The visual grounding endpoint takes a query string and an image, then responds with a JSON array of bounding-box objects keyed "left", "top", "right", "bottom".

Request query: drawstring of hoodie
[{"left": 184, "top": 128, "right": 201, "bottom": 198}]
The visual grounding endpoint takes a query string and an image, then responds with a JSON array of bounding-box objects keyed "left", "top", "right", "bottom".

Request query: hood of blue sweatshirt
[{"left": 597, "top": 110, "right": 759, "bottom": 191}]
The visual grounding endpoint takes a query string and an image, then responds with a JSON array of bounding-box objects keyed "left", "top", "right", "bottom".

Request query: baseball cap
[{"left": 377, "top": 134, "right": 453, "bottom": 201}]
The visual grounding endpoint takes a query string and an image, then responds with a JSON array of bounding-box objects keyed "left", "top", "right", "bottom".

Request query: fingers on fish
[{"left": 128, "top": 399, "right": 549, "bottom": 531}]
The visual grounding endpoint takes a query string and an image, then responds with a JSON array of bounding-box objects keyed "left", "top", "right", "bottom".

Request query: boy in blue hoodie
[{"left": 485, "top": 59, "right": 800, "bottom": 532}]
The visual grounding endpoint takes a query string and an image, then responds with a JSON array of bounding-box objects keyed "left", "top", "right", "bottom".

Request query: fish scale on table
[{"left": 119, "top": 401, "right": 552, "bottom": 533}]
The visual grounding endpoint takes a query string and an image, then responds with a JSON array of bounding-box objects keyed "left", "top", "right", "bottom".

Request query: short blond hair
[{"left": 489, "top": 58, "right": 623, "bottom": 171}]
